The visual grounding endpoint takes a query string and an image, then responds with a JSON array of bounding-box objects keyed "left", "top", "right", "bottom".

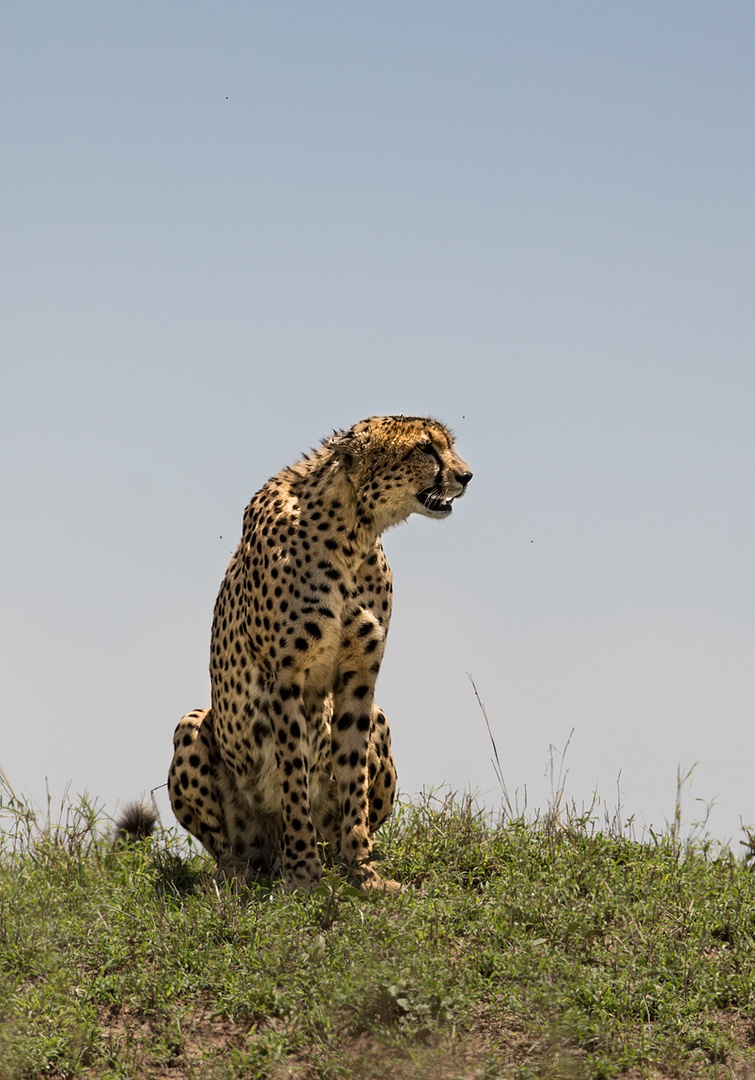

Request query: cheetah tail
[{"left": 113, "top": 800, "right": 158, "bottom": 844}]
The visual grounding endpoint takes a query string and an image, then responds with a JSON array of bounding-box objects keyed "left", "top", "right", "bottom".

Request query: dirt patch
[
  {"left": 283, "top": 1032, "right": 499, "bottom": 1080},
  {"left": 97, "top": 1001, "right": 260, "bottom": 1075},
  {"left": 95, "top": 1001, "right": 516, "bottom": 1080},
  {"left": 93, "top": 1001, "right": 755, "bottom": 1080}
]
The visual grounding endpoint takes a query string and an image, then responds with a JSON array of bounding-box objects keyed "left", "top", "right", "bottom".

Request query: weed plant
[{"left": 1, "top": 779, "right": 755, "bottom": 1079}]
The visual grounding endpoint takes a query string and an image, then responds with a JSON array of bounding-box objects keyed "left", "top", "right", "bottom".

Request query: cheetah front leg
[
  {"left": 331, "top": 618, "right": 400, "bottom": 892},
  {"left": 268, "top": 681, "right": 324, "bottom": 890}
]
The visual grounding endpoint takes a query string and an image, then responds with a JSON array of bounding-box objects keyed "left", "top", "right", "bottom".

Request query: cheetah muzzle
[{"left": 168, "top": 415, "right": 472, "bottom": 891}]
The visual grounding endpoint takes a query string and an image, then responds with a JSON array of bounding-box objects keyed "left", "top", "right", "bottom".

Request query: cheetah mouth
[{"left": 416, "top": 489, "right": 455, "bottom": 516}]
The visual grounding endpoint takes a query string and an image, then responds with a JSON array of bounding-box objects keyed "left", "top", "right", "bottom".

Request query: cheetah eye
[{"left": 418, "top": 443, "right": 442, "bottom": 468}]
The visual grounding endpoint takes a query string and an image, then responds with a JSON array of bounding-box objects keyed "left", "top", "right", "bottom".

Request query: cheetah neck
[{"left": 287, "top": 456, "right": 382, "bottom": 565}]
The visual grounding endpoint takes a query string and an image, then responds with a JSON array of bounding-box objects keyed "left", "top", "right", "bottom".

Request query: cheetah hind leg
[
  {"left": 312, "top": 704, "right": 401, "bottom": 893},
  {"left": 168, "top": 708, "right": 279, "bottom": 880},
  {"left": 366, "top": 705, "right": 397, "bottom": 834},
  {"left": 359, "top": 704, "right": 401, "bottom": 893}
]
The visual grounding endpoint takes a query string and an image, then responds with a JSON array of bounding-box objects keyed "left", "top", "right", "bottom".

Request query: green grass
[{"left": 1, "top": 787, "right": 755, "bottom": 1080}]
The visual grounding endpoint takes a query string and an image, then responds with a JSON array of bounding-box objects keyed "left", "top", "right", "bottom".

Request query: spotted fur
[{"left": 168, "top": 415, "right": 472, "bottom": 890}]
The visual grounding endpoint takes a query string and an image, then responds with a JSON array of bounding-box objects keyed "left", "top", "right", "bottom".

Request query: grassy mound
[{"left": 1, "top": 790, "right": 755, "bottom": 1079}]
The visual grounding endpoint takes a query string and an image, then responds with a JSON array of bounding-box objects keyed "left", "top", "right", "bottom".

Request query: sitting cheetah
[{"left": 168, "top": 415, "right": 472, "bottom": 890}]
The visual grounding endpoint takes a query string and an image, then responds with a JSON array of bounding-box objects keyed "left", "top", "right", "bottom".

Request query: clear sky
[{"left": 2, "top": 3, "right": 754, "bottom": 845}]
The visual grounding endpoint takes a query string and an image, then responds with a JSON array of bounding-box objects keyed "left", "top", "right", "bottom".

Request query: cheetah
[{"left": 168, "top": 415, "right": 472, "bottom": 891}]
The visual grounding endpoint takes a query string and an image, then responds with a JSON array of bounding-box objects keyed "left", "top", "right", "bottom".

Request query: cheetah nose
[{"left": 455, "top": 471, "right": 473, "bottom": 488}]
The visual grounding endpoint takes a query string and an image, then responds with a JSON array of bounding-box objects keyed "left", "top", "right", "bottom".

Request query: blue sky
[{"left": 2, "top": 3, "right": 754, "bottom": 843}]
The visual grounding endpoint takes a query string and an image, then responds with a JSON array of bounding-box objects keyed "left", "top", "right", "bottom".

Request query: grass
[{"left": 1, "top": 780, "right": 755, "bottom": 1080}]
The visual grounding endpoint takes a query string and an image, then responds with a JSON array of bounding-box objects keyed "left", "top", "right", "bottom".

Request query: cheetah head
[{"left": 332, "top": 415, "right": 472, "bottom": 530}]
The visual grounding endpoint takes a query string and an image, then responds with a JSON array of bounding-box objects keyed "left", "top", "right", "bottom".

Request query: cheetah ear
[{"left": 324, "top": 427, "right": 360, "bottom": 471}]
